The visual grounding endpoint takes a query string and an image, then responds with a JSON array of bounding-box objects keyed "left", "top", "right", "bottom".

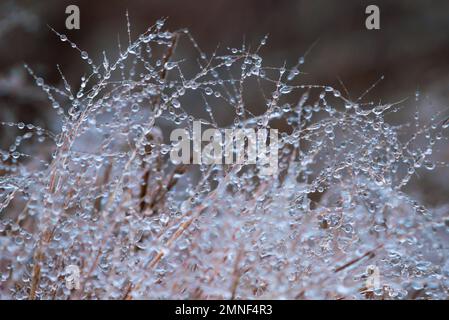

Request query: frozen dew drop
[
  {"left": 280, "top": 85, "right": 293, "bottom": 94},
  {"left": 164, "top": 62, "right": 177, "bottom": 70},
  {"left": 205, "top": 87, "right": 213, "bottom": 95},
  {"left": 442, "top": 117, "right": 449, "bottom": 129},
  {"left": 172, "top": 99, "right": 181, "bottom": 109}
]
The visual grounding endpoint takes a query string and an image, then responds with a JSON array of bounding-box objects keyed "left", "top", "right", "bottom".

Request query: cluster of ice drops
[{"left": 1, "top": 19, "right": 449, "bottom": 299}]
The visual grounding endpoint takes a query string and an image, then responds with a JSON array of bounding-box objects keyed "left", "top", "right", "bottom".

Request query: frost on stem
[{"left": 0, "top": 18, "right": 449, "bottom": 300}]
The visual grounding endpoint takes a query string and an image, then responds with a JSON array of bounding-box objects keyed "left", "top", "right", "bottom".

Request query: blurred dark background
[{"left": 1, "top": 0, "right": 448, "bottom": 205}]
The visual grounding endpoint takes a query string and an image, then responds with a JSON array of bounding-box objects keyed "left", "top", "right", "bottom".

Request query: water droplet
[
  {"left": 280, "top": 85, "right": 293, "bottom": 94},
  {"left": 424, "top": 161, "right": 435, "bottom": 170},
  {"left": 172, "top": 99, "right": 181, "bottom": 108},
  {"left": 131, "top": 104, "right": 140, "bottom": 113}
]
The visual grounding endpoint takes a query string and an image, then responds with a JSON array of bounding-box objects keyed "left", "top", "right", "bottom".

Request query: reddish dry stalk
[
  {"left": 334, "top": 244, "right": 383, "bottom": 273},
  {"left": 230, "top": 247, "right": 244, "bottom": 300}
]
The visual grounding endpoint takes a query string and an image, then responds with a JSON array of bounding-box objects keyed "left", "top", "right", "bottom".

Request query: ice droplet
[
  {"left": 164, "top": 62, "right": 177, "bottom": 70},
  {"left": 172, "top": 99, "right": 181, "bottom": 108},
  {"left": 280, "top": 85, "right": 293, "bottom": 94}
]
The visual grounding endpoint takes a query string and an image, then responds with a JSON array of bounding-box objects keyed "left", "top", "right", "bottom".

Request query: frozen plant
[{"left": 0, "top": 18, "right": 449, "bottom": 300}]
